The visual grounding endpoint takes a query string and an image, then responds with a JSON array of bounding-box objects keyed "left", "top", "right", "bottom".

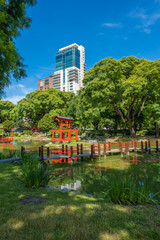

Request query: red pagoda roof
[{"left": 55, "top": 116, "right": 74, "bottom": 121}]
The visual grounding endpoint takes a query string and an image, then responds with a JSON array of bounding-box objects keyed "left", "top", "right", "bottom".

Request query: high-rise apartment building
[
  {"left": 37, "top": 43, "right": 85, "bottom": 94},
  {"left": 53, "top": 43, "right": 85, "bottom": 94}
]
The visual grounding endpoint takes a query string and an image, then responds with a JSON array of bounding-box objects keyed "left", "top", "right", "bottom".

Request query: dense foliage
[
  {"left": 0, "top": 100, "right": 15, "bottom": 122},
  {"left": 1, "top": 56, "right": 160, "bottom": 137},
  {"left": 11, "top": 89, "right": 74, "bottom": 125},
  {"left": 0, "top": 0, "right": 36, "bottom": 96},
  {"left": 69, "top": 56, "right": 160, "bottom": 137},
  {"left": 3, "top": 119, "right": 14, "bottom": 130}
]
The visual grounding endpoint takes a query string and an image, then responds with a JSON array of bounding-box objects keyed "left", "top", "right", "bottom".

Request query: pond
[
  {"left": 0, "top": 140, "right": 160, "bottom": 202},
  {"left": 0, "top": 140, "right": 50, "bottom": 159},
  {"left": 49, "top": 153, "right": 160, "bottom": 201}
]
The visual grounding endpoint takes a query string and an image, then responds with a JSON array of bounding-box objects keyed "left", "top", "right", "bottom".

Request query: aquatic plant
[
  {"left": 103, "top": 171, "right": 160, "bottom": 205},
  {"left": 0, "top": 150, "right": 18, "bottom": 159},
  {"left": 21, "top": 153, "right": 50, "bottom": 188}
]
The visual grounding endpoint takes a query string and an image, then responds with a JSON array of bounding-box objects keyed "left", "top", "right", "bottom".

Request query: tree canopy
[
  {"left": 11, "top": 88, "right": 74, "bottom": 125},
  {"left": 0, "top": 100, "right": 15, "bottom": 123},
  {"left": 0, "top": 0, "right": 36, "bottom": 96},
  {"left": 81, "top": 56, "right": 160, "bottom": 136}
]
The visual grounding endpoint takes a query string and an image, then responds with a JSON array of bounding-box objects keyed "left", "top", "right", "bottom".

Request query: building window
[
  {"left": 40, "top": 81, "right": 43, "bottom": 87},
  {"left": 45, "top": 79, "right": 49, "bottom": 85}
]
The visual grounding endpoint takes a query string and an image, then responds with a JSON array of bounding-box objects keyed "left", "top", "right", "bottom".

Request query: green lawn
[{"left": 0, "top": 163, "right": 160, "bottom": 240}]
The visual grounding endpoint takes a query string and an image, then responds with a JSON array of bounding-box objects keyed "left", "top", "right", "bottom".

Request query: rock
[
  {"left": 46, "top": 185, "right": 54, "bottom": 191},
  {"left": 19, "top": 195, "right": 47, "bottom": 204},
  {"left": 58, "top": 188, "right": 70, "bottom": 192}
]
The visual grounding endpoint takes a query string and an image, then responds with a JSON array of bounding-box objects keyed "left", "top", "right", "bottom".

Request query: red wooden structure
[
  {"left": 0, "top": 137, "right": 13, "bottom": 143},
  {"left": 31, "top": 126, "right": 40, "bottom": 134},
  {"left": 0, "top": 128, "right": 13, "bottom": 143},
  {"left": 51, "top": 116, "right": 79, "bottom": 143},
  {"left": 51, "top": 149, "right": 78, "bottom": 164}
]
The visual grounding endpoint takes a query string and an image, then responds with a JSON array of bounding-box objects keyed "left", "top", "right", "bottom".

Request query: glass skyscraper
[{"left": 53, "top": 43, "right": 85, "bottom": 94}]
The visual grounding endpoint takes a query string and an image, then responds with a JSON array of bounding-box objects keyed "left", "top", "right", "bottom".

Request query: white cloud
[
  {"left": 17, "top": 84, "right": 25, "bottom": 88},
  {"left": 103, "top": 23, "right": 122, "bottom": 28},
  {"left": 17, "top": 84, "right": 33, "bottom": 95},
  {"left": 3, "top": 83, "right": 34, "bottom": 104},
  {"left": 129, "top": 8, "right": 160, "bottom": 34},
  {"left": 3, "top": 95, "right": 25, "bottom": 104}
]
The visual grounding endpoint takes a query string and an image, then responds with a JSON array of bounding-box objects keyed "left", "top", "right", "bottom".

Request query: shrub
[
  {"left": 3, "top": 120, "right": 14, "bottom": 131},
  {"left": 32, "top": 132, "right": 40, "bottom": 136},
  {"left": 18, "top": 132, "right": 23, "bottom": 137},
  {"left": 23, "top": 130, "right": 32, "bottom": 135},
  {"left": 21, "top": 153, "right": 50, "bottom": 188},
  {"left": 46, "top": 130, "right": 52, "bottom": 137}
]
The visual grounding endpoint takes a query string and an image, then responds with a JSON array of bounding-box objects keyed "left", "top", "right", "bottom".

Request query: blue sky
[{"left": 3, "top": 0, "right": 160, "bottom": 104}]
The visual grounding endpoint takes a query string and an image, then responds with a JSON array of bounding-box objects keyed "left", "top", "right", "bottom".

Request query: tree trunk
[
  {"left": 155, "top": 123, "right": 159, "bottom": 138},
  {"left": 130, "top": 126, "right": 136, "bottom": 138}
]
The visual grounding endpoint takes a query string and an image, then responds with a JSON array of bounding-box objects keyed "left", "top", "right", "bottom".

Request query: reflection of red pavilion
[
  {"left": 51, "top": 116, "right": 78, "bottom": 143},
  {"left": 51, "top": 149, "right": 78, "bottom": 164},
  {"left": 31, "top": 126, "right": 40, "bottom": 134}
]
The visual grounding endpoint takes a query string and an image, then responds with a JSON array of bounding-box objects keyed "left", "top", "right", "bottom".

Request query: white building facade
[{"left": 52, "top": 43, "right": 85, "bottom": 94}]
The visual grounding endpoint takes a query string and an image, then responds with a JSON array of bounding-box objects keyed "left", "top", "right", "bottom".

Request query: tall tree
[
  {"left": 11, "top": 89, "right": 74, "bottom": 124},
  {"left": 83, "top": 57, "right": 160, "bottom": 137},
  {"left": 0, "top": 0, "right": 36, "bottom": 96},
  {"left": 0, "top": 100, "right": 15, "bottom": 122}
]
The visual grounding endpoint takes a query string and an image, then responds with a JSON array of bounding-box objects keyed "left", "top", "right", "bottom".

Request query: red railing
[
  {"left": 0, "top": 137, "right": 13, "bottom": 143},
  {"left": 21, "top": 140, "right": 160, "bottom": 164}
]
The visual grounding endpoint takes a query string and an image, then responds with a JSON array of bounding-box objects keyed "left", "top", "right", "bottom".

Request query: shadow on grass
[{"left": 0, "top": 162, "right": 160, "bottom": 240}]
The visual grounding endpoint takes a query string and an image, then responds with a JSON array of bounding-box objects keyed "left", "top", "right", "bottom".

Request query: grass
[
  {"left": 0, "top": 163, "right": 160, "bottom": 240},
  {"left": 13, "top": 135, "right": 51, "bottom": 141}
]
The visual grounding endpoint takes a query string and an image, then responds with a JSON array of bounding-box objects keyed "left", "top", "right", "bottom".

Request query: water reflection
[
  {"left": 57, "top": 180, "right": 81, "bottom": 191},
  {"left": 50, "top": 154, "right": 160, "bottom": 200},
  {"left": 0, "top": 140, "right": 50, "bottom": 159}
]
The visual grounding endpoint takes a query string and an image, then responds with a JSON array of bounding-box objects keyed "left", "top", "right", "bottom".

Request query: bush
[
  {"left": 18, "top": 132, "right": 23, "bottom": 137},
  {"left": 47, "top": 130, "right": 52, "bottom": 137},
  {"left": 3, "top": 120, "right": 14, "bottom": 131},
  {"left": 23, "top": 130, "right": 32, "bottom": 135},
  {"left": 136, "top": 130, "right": 148, "bottom": 136},
  {"left": 32, "top": 132, "right": 40, "bottom": 136},
  {"left": 21, "top": 153, "right": 50, "bottom": 188}
]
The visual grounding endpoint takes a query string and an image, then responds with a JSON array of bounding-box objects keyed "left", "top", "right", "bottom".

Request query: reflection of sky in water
[{"left": 58, "top": 180, "right": 81, "bottom": 191}]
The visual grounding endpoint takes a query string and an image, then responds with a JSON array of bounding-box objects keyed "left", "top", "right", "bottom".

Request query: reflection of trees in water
[
  {"left": 80, "top": 163, "right": 160, "bottom": 200},
  {"left": 51, "top": 155, "right": 160, "bottom": 201},
  {"left": 125, "top": 154, "right": 160, "bottom": 164}
]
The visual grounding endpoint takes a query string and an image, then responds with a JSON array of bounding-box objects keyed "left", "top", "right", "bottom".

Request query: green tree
[
  {"left": 83, "top": 57, "right": 160, "bottom": 137},
  {"left": 0, "top": 0, "right": 36, "bottom": 96},
  {"left": 12, "top": 89, "right": 74, "bottom": 124},
  {"left": 38, "top": 114, "right": 56, "bottom": 132},
  {"left": 0, "top": 100, "right": 15, "bottom": 122},
  {"left": 14, "top": 119, "right": 31, "bottom": 129},
  {"left": 3, "top": 119, "right": 14, "bottom": 131},
  {"left": 143, "top": 101, "right": 160, "bottom": 138}
]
